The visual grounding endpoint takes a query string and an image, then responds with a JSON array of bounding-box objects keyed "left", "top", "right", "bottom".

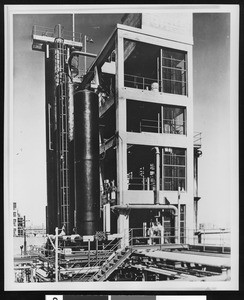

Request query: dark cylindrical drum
[{"left": 74, "top": 90, "right": 100, "bottom": 236}]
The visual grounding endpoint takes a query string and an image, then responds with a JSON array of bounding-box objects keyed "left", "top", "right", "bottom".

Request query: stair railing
[
  {"left": 87, "top": 229, "right": 134, "bottom": 282},
  {"left": 78, "top": 238, "right": 122, "bottom": 281},
  {"left": 72, "top": 236, "right": 122, "bottom": 281}
]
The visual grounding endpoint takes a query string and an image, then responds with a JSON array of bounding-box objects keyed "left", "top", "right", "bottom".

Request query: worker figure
[
  {"left": 153, "top": 221, "right": 164, "bottom": 244},
  {"left": 156, "top": 221, "right": 164, "bottom": 244},
  {"left": 148, "top": 222, "right": 157, "bottom": 245},
  {"left": 147, "top": 225, "right": 154, "bottom": 245}
]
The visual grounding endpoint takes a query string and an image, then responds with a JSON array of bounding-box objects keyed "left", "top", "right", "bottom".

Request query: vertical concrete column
[
  {"left": 103, "top": 203, "right": 111, "bottom": 234},
  {"left": 118, "top": 213, "right": 129, "bottom": 248},
  {"left": 116, "top": 30, "right": 129, "bottom": 246},
  {"left": 185, "top": 45, "right": 194, "bottom": 244}
]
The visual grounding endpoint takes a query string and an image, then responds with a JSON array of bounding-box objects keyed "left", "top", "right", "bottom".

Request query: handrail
[
  {"left": 86, "top": 229, "right": 134, "bottom": 282},
  {"left": 124, "top": 73, "right": 186, "bottom": 85},
  {"left": 78, "top": 238, "right": 122, "bottom": 282},
  {"left": 32, "top": 25, "right": 83, "bottom": 43},
  {"left": 137, "top": 118, "right": 185, "bottom": 135},
  {"left": 72, "top": 236, "right": 121, "bottom": 281}
]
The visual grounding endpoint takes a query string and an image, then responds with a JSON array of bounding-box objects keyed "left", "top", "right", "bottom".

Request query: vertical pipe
[
  {"left": 96, "top": 238, "right": 98, "bottom": 263},
  {"left": 105, "top": 203, "right": 111, "bottom": 234},
  {"left": 160, "top": 225, "right": 164, "bottom": 248},
  {"left": 68, "top": 82, "right": 75, "bottom": 234},
  {"left": 178, "top": 187, "right": 181, "bottom": 244},
  {"left": 157, "top": 57, "right": 159, "bottom": 87},
  {"left": 161, "top": 148, "right": 164, "bottom": 195},
  {"left": 174, "top": 211, "right": 178, "bottom": 244},
  {"left": 152, "top": 147, "right": 160, "bottom": 204},
  {"left": 84, "top": 35, "right": 87, "bottom": 73},
  {"left": 161, "top": 105, "right": 164, "bottom": 134},
  {"left": 103, "top": 203, "right": 111, "bottom": 234},
  {"left": 194, "top": 149, "right": 198, "bottom": 198},
  {"left": 55, "top": 227, "right": 58, "bottom": 282},
  {"left": 160, "top": 49, "right": 163, "bottom": 92},
  {"left": 46, "top": 44, "right": 49, "bottom": 59},
  {"left": 72, "top": 14, "right": 75, "bottom": 41},
  {"left": 157, "top": 113, "right": 160, "bottom": 133}
]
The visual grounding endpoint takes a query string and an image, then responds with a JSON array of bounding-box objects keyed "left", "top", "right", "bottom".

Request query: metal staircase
[
  {"left": 71, "top": 237, "right": 121, "bottom": 281},
  {"left": 79, "top": 229, "right": 134, "bottom": 282},
  {"left": 71, "top": 230, "right": 134, "bottom": 282},
  {"left": 88, "top": 247, "right": 134, "bottom": 282}
]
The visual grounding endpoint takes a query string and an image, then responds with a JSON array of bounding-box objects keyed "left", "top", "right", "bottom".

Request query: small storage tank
[{"left": 74, "top": 89, "right": 100, "bottom": 236}]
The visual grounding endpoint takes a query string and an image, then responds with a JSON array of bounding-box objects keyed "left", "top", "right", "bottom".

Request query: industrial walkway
[{"left": 136, "top": 249, "right": 231, "bottom": 268}]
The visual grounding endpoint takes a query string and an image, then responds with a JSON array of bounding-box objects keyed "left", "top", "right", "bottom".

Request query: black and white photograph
[{"left": 4, "top": 4, "right": 239, "bottom": 291}]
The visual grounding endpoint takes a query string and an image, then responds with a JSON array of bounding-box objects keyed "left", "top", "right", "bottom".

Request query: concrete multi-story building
[{"left": 81, "top": 13, "right": 201, "bottom": 245}]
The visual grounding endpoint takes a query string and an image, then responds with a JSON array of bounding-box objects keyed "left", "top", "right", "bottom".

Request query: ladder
[{"left": 55, "top": 38, "right": 70, "bottom": 232}]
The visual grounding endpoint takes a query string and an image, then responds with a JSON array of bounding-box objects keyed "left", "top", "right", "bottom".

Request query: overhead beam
[
  {"left": 80, "top": 29, "right": 117, "bottom": 89},
  {"left": 100, "top": 136, "right": 116, "bottom": 155}
]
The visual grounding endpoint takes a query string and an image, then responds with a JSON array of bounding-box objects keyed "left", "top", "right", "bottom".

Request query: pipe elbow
[{"left": 151, "top": 146, "right": 160, "bottom": 155}]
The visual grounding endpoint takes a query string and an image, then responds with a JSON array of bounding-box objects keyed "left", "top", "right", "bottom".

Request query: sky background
[{"left": 11, "top": 9, "right": 234, "bottom": 229}]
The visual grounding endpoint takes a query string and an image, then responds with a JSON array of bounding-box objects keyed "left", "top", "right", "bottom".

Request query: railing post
[
  {"left": 203, "top": 229, "right": 206, "bottom": 252},
  {"left": 158, "top": 113, "right": 160, "bottom": 133},
  {"left": 88, "top": 239, "right": 91, "bottom": 267},
  {"left": 55, "top": 227, "right": 59, "bottom": 282},
  {"left": 96, "top": 238, "right": 98, "bottom": 263}
]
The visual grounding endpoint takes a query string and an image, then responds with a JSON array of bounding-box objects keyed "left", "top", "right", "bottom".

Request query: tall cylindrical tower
[
  {"left": 32, "top": 24, "right": 84, "bottom": 235},
  {"left": 45, "top": 46, "right": 59, "bottom": 234},
  {"left": 74, "top": 89, "right": 100, "bottom": 235}
]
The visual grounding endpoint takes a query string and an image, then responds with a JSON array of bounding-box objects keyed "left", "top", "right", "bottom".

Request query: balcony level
[
  {"left": 127, "top": 99, "right": 186, "bottom": 136},
  {"left": 124, "top": 38, "right": 187, "bottom": 96},
  {"left": 32, "top": 25, "right": 83, "bottom": 51}
]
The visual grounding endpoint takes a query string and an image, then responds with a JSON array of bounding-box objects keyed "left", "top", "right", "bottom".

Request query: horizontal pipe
[
  {"left": 71, "top": 50, "right": 97, "bottom": 58},
  {"left": 68, "top": 50, "right": 97, "bottom": 72},
  {"left": 111, "top": 204, "right": 177, "bottom": 215},
  {"left": 112, "top": 204, "right": 179, "bottom": 244}
]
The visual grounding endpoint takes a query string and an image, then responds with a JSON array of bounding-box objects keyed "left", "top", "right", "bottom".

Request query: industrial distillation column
[
  {"left": 32, "top": 24, "right": 84, "bottom": 234},
  {"left": 74, "top": 89, "right": 100, "bottom": 235},
  {"left": 45, "top": 44, "right": 59, "bottom": 234}
]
